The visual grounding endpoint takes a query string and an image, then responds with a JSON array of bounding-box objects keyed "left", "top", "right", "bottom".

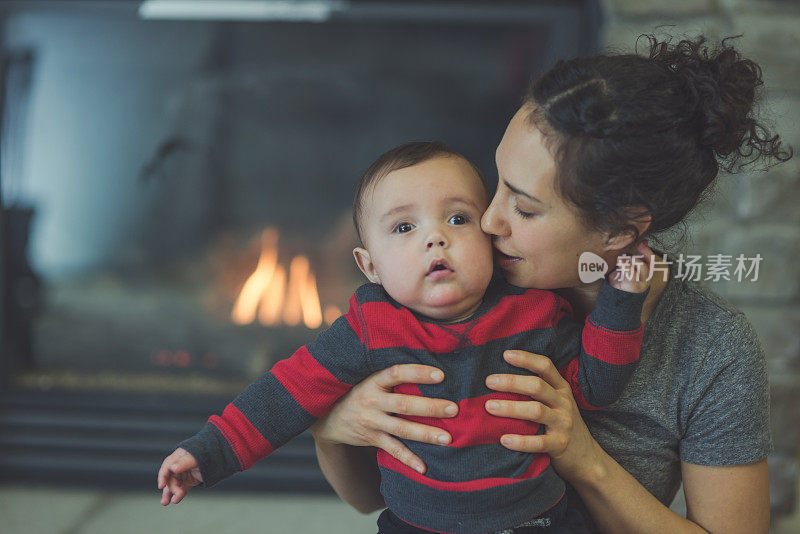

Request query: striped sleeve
[
  {"left": 551, "top": 282, "right": 648, "bottom": 409},
  {"left": 178, "top": 296, "right": 369, "bottom": 487}
]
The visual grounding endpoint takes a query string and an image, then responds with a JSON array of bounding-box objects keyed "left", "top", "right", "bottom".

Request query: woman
[{"left": 311, "top": 36, "right": 790, "bottom": 533}]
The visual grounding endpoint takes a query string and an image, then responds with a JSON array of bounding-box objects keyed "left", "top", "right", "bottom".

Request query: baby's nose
[{"left": 426, "top": 235, "right": 447, "bottom": 248}]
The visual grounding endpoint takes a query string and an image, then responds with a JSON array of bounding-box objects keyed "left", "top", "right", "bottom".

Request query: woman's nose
[{"left": 481, "top": 200, "right": 509, "bottom": 236}]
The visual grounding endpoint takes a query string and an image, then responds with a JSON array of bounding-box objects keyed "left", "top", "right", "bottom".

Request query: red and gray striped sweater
[{"left": 179, "top": 276, "right": 647, "bottom": 533}]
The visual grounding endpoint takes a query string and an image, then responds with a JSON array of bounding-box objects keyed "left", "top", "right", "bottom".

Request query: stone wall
[{"left": 601, "top": 0, "right": 799, "bottom": 523}]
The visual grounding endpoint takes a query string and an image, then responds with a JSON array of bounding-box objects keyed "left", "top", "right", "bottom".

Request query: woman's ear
[
  {"left": 603, "top": 207, "right": 651, "bottom": 252},
  {"left": 353, "top": 247, "right": 381, "bottom": 284}
]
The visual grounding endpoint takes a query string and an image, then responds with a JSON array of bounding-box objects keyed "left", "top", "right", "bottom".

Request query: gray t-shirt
[{"left": 581, "top": 263, "right": 773, "bottom": 506}]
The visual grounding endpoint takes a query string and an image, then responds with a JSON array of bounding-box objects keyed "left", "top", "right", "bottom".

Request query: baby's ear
[{"left": 353, "top": 247, "right": 381, "bottom": 284}]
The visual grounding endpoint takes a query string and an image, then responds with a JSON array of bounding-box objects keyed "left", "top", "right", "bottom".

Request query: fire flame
[{"left": 231, "top": 228, "right": 340, "bottom": 329}]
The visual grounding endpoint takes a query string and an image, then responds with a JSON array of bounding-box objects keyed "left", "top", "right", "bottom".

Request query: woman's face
[{"left": 481, "top": 106, "right": 618, "bottom": 290}]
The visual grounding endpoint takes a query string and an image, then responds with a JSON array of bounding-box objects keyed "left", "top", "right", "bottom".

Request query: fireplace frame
[{"left": 0, "top": 0, "right": 600, "bottom": 491}]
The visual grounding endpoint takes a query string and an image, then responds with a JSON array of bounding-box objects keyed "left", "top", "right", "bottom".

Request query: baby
[{"left": 158, "top": 142, "right": 650, "bottom": 533}]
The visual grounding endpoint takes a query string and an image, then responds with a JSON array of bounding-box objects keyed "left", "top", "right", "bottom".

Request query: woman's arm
[
  {"left": 485, "top": 350, "right": 769, "bottom": 534},
  {"left": 571, "top": 448, "right": 768, "bottom": 533},
  {"left": 314, "top": 441, "right": 384, "bottom": 514},
  {"left": 309, "top": 363, "right": 459, "bottom": 513},
  {"left": 681, "top": 459, "right": 770, "bottom": 533}
]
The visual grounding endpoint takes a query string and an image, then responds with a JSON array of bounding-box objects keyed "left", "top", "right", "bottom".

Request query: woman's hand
[
  {"left": 310, "top": 364, "right": 458, "bottom": 474},
  {"left": 484, "top": 350, "right": 604, "bottom": 485}
]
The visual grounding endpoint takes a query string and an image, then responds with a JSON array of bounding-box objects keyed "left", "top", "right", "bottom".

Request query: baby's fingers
[
  {"left": 169, "top": 451, "right": 198, "bottom": 475},
  {"left": 636, "top": 240, "right": 656, "bottom": 266},
  {"left": 166, "top": 474, "right": 187, "bottom": 504},
  {"left": 157, "top": 456, "right": 175, "bottom": 490},
  {"left": 160, "top": 485, "right": 173, "bottom": 506},
  {"left": 157, "top": 449, "right": 186, "bottom": 488},
  {"left": 159, "top": 478, "right": 185, "bottom": 506},
  {"left": 170, "top": 485, "right": 189, "bottom": 504}
]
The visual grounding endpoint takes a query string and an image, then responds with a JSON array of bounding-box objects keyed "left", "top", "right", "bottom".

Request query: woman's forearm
[
  {"left": 572, "top": 446, "right": 707, "bottom": 534},
  {"left": 314, "top": 439, "right": 385, "bottom": 514}
]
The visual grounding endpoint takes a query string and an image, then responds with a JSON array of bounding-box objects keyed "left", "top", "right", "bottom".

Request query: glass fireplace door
[{"left": 0, "top": 0, "right": 596, "bottom": 489}]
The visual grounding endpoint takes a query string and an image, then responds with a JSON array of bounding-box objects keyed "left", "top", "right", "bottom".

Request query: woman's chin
[
  {"left": 498, "top": 264, "right": 550, "bottom": 289},
  {"left": 497, "top": 266, "right": 526, "bottom": 287},
  {"left": 501, "top": 267, "right": 575, "bottom": 291}
]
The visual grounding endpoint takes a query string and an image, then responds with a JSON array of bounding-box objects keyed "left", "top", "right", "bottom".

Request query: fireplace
[{"left": 0, "top": 0, "right": 598, "bottom": 490}]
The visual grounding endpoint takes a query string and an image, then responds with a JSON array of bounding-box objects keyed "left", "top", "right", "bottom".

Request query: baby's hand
[
  {"left": 607, "top": 241, "right": 653, "bottom": 294},
  {"left": 157, "top": 447, "right": 202, "bottom": 506}
]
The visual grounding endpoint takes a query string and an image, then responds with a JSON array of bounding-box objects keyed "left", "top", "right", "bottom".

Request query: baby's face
[{"left": 356, "top": 156, "right": 494, "bottom": 321}]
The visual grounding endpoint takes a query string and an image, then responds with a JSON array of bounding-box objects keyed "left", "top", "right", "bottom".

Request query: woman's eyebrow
[{"left": 503, "top": 180, "right": 544, "bottom": 204}]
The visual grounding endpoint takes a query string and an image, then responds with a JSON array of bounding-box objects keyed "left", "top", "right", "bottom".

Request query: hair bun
[{"left": 647, "top": 35, "right": 787, "bottom": 168}]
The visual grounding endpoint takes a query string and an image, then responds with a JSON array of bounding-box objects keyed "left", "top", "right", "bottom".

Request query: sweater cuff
[
  {"left": 588, "top": 282, "right": 649, "bottom": 332},
  {"left": 177, "top": 423, "right": 240, "bottom": 488}
]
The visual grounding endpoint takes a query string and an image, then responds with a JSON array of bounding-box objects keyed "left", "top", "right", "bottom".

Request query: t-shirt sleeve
[{"left": 679, "top": 312, "right": 773, "bottom": 465}]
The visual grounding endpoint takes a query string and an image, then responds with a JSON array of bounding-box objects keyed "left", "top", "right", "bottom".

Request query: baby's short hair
[{"left": 353, "top": 141, "right": 487, "bottom": 245}]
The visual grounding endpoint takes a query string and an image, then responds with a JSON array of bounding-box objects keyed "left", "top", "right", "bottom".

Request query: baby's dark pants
[{"left": 376, "top": 488, "right": 596, "bottom": 534}]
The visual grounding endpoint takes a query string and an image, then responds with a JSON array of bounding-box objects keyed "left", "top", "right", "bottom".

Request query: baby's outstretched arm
[
  {"left": 547, "top": 244, "right": 653, "bottom": 409},
  {"left": 157, "top": 447, "right": 203, "bottom": 506},
  {"left": 157, "top": 298, "right": 370, "bottom": 497}
]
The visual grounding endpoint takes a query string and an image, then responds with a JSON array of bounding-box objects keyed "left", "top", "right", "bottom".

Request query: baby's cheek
[{"left": 380, "top": 274, "right": 415, "bottom": 305}]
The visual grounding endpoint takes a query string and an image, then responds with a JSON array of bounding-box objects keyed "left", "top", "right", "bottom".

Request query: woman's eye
[
  {"left": 393, "top": 222, "right": 414, "bottom": 233},
  {"left": 448, "top": 214, "right": 468, "bottom": 225},
  {"left": 514, "top": 205, "right": 537, "bottom": 219}
]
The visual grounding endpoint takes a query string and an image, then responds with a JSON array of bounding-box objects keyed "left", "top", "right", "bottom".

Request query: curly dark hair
[{"left": 526, "top": 34, "right": 792, "bottom": 248}]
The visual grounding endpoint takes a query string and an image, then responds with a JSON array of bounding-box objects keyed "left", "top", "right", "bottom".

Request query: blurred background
[{"left": 0, "top": 1, "right": 796, "bottom": 533}]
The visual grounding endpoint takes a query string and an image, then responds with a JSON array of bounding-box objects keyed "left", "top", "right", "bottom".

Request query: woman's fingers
[
  {"left": 385, "top": 392, "right": 458, "bottom": 419},
  {"left": 374, "top": 432, "right": 427, "bottom": 474},
  {"left": 498, "top": 433, "right": 567, "bottom": 454},
  {"left": 485, "top": 372, "right": 562, "bottom": 408},
  {"left": 311, "top": 363, "right": 455, "bottom": 451},
  {"left": 503, "top": 350, "right": 571, "bottom": 393},
  {"left": 484, "top": 398, "right": 554, "bottom": 426},
  {"left": 369, "top": 364, "right": 458, "bottom": 420},
  {"left": 381, "top": 412, "right": 452, "bottom": 445},
  {"left": 372, "top": 364, "right": 445, "bottom": 389}
]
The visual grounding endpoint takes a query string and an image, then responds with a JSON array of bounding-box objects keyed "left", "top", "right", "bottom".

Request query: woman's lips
[{"left": 493, "top": 247, "right": 522, "bottom": 266}]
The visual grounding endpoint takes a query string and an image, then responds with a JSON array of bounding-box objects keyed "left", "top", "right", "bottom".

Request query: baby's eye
[
  {"left": 393, "top": 222, "right": 415, "bottom": 234},
  {"left": 448, "top": 214, "right": 468, "bottom": 225}
]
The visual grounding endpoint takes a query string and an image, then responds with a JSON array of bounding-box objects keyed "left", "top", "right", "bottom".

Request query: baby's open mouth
[{"left": 427, "top": 259, "right": 453, "bottom": 275}]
